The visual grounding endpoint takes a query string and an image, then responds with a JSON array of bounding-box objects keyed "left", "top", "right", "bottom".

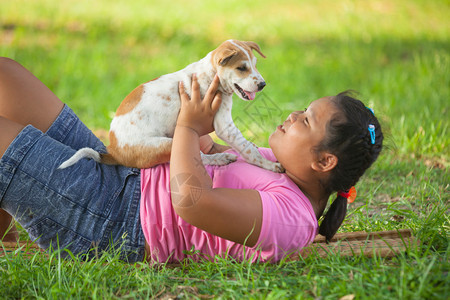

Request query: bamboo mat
[
  {"left": 300, "top": 229, "right": 418, "bottom": 258},
  {"left": 1, "top": 229, "right": 417, "bottom": 260}
]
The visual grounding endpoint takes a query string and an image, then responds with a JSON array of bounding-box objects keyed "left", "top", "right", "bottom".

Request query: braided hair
[{"left": 316, "top": 91, "right": 383, "bottom": 242}]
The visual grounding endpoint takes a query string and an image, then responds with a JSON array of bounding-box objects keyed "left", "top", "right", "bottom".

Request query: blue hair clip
[
  {"left": 368, "top": 124, "right": 376, "bottom": 144},
  {"left": 366, "top": 107, "right": 375, "bottom": 115}
]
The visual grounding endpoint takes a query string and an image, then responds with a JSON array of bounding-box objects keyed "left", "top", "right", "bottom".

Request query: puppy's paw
[
  {"left": 202, "top": 153, "right": 237, "bottom": 166},
  {"left": 272, "top": 162, "right": 285, "bottom": 173},
  {"left": 261, "top": 161, "right": 285, "bottom": 173}
]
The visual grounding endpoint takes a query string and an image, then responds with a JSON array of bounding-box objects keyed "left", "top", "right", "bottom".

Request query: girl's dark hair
[{"left": 316, "top": 91, "right": 383, "bottom": 242}]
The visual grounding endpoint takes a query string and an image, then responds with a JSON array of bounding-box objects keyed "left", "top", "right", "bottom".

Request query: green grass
[{"left": 1, "top": 0, "right": 449, "bottom": 298}]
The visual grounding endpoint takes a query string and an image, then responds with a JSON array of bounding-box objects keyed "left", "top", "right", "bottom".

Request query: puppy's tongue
[{"left": 244, "top": 91, "right": 256, "bottom": 100}]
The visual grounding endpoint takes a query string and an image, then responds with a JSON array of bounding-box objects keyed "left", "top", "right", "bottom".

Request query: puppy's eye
[{"left": 237, "top": 66, "right": 247, "bottom": 72}]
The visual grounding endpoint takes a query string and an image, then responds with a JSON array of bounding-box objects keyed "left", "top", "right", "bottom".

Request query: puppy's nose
[{"left": 257, "top": 81, "right": 266, "bottom": 91}]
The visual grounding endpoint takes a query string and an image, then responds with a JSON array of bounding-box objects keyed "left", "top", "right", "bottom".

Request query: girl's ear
[{"left": 312, "top": 152, "right": 337, "bottom": 173}]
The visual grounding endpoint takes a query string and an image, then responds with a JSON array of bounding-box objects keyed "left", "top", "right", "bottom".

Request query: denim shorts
[{"left": 0, "top": 105, "right": 146, "bottom": 262}]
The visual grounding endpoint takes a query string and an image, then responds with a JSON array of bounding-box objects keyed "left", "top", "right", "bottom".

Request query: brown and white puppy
[{"left": 59, "top": 39, "right": 284, "bottom": 172}]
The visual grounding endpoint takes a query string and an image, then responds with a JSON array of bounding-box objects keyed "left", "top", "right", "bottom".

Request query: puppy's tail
[{"left": 58, "top": 147, "right": 118, "bottom": 169}]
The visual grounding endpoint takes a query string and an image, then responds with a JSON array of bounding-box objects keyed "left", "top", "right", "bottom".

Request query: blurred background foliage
[{"left": 0, "top": 0, "right": 448, "bottom": 163}]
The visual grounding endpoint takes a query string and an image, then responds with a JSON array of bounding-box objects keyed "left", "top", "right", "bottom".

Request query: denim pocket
[{"left": 27, "top": 217, "right": 92, "bottom": 257}]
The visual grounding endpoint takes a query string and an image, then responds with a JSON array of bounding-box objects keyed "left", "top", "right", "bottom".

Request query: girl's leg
[
  {"left": 0, "top": 57, "right": 64, "bottom": 132},
  {"left": 0, "top": 57, "right": 62, "bottom": 242},
  {"left": 0, "top": 207, "right": 18, "bottom": 241}
]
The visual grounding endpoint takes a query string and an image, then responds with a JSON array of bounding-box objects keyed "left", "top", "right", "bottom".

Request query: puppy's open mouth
[{"left": 234, "top": 84, "right": 256, "bottom": 100}]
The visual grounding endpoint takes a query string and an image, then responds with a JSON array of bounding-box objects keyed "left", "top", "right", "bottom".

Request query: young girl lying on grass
[{"left": 0, "top": 57, "right": 383, "bottom": 263}]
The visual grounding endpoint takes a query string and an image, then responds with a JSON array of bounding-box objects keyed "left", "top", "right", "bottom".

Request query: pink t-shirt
[{"left": 140, "top": 148, "right": 318, "bottom": 263}]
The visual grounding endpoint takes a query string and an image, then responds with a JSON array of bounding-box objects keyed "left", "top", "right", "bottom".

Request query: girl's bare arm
[{"left": 170, "top": 75, "right": 262, "bottom": 246}]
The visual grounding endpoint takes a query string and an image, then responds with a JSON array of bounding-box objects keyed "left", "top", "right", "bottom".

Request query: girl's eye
[
  {"left": 237, "top": 66, "right": 247, "bottom": 72},
  {"left": 303, "top": 108, "right": 309, "bottom": 125}
]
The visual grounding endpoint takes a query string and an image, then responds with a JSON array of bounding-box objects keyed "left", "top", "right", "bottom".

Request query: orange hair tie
[{"left": 338, "top": 186, "right": 357, "bottom": 203}]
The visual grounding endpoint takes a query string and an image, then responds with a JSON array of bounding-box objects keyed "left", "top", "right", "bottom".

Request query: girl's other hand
[
  {"left": 199, "top": 135, "right": 214, "bottom": 153},
  {"left": 177, "top": 74, "right": 222, "bottom": 136},
  {"left": 199, "top": 134, "right": 232, "bottom": 154}
]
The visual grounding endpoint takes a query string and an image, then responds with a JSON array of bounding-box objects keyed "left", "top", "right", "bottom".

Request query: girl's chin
[{"left": 268, "top": 133, "right": 276, "bottom": 148}]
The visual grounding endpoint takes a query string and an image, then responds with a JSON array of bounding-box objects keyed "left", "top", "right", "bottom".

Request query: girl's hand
[{"left": 177, "top": 74, "right": 222, "bottom": 136}]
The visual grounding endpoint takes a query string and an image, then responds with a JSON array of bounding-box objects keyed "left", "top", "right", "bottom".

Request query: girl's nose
[{"left": 288, "top": 111, "right": 301, "bottom": 122}]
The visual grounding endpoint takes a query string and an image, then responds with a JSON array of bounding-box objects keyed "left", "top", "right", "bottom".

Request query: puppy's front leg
[
  {"left": 213, "top": 102, "right": 284, "bottom": 173},
  {"left": 200, "top": 151, "right": 237, "bottom": 166}
]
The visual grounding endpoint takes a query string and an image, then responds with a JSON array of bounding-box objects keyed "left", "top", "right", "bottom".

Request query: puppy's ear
[
  {"left": 218, "top": 49, "right": 237, "bottom": 66},
  {"left": 244, "top": 41, "right": 266, "bottom": 58}
]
